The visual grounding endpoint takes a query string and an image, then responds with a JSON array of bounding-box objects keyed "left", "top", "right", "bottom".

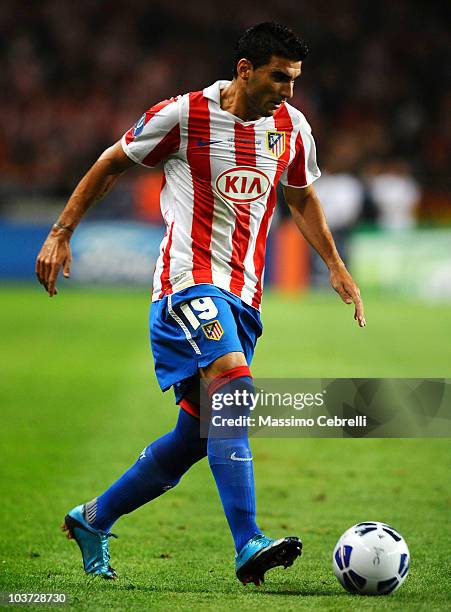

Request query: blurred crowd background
[
  {"left": 2, "top": 1, "right": 450, "bottom": 208},
  {"left": 1, "top": 0, "right": 450, "bottom": 296}
]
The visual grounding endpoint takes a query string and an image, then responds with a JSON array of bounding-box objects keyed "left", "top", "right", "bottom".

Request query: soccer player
[{"left": 36, "top": 22, "right": 365, "bottom": 586}]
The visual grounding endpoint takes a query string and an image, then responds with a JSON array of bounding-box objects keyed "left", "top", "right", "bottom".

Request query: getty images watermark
[
  {"left": 209, "top": 388, "right": 367, "bottom": 429},
  {"left": 199, "top": 379, "right": 451, "bottom": 438}
]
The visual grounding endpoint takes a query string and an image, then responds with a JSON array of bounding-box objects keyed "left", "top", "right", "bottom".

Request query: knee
[{"left": 200, "top": 351, "right": 248, "bottom": 379}]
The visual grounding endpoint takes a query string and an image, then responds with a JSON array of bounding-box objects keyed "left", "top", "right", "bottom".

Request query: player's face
[{"left": 244, "top": 55, "right": 302, "bottom": 117}]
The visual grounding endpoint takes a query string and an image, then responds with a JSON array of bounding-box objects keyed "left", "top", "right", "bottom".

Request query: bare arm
[
  {"left": 283, "top": 184, "right": 366, "bottom": 327},
  {"left": 36, "top": 141, "right": 135, "bottom": 296}
]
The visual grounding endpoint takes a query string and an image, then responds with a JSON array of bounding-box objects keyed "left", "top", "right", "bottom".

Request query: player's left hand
[{"left": 329, "top": 264, "right": 366, "bottom": 327}]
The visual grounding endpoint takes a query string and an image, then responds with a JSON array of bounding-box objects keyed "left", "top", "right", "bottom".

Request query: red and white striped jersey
[{"left": 121, "top": 80, "right": 321, "bottom": 309}]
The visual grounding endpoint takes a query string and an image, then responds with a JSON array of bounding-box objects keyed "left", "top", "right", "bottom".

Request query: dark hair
[{"left": 233, "top": 22, "right": 309, "bottom": 77}]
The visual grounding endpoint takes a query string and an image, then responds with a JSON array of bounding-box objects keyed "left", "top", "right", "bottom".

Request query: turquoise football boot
[
  {"left": 62, "top": 505, "right": 118, "bottom": 579},
  {"left": 236, "top": 534, "right": 302, "bottom": 585}
]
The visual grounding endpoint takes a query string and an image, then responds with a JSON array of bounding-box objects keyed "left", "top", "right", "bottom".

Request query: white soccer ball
[{"left": 332, "top": 522, "right": 410, "bottom": 595}]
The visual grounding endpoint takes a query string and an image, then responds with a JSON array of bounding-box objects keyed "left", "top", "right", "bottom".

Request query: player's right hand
[{"left": 35, "top": 229, "right": 72, "bottom": 297}]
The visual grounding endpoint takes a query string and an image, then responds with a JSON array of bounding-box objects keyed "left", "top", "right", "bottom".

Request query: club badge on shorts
[
  {"left": 202, "top": 320, "right": 224, "bottom": 340},
  {"left": 266, "top": 131, "right": 286, "bottom": 158}
]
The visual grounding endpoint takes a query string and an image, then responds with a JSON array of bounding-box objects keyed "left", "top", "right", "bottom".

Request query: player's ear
[{"left": 236, "top": 58, "right": 253, "bottom": 81}]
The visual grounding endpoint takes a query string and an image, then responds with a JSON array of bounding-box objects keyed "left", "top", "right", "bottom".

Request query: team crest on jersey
[
  {"left": 266, "top": 131, "right": 286, "bottom": 158},
  {"left": 201, "top": 320, "right": 224, "bottom": 340}
]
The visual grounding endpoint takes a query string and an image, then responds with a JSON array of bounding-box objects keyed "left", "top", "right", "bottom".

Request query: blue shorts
[{"left": 150, "top": 284, "right": 263, "bottom": 404}]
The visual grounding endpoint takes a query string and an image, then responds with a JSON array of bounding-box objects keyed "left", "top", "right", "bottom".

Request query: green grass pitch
[{"left": 0, "top": 286, "right": 450, "bottom": 611}]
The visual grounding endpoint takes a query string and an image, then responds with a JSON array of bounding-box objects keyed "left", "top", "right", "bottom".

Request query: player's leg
[
  {"left": 63, "top": 407, "right": 207, "bottom": 577},
  {"left": 201, "top": 352, "right": 261, "bottom": 552},
  {"left": 152, "top": 289, "right": 269, "bottom": 563},
  {"left": 83, "top": 408, "right": 207, "bottom": 531},
  {"left": 201, "top": 352, "right": 302, "bottom": 585},
  {"left": 63, "top": 293, "right": 211, "bottom": 578}
]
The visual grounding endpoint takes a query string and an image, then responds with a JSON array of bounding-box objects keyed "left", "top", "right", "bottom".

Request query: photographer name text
[{"left": 211, "top": 415, "right": 367, "bottom": 428}]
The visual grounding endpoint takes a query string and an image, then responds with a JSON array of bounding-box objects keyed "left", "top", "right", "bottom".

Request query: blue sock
[
  {"left": 207, "top": 372, "right": 262, "bottom": 553},
  {"left": 86, "top": 409, "right": 206, "bottom": 531}
]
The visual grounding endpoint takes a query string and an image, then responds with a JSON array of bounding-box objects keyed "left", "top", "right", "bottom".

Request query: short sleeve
[
  {"left": 280, "top": 117, "right": 321, "bottom": 188},
  {"left": 121, "top": 97, "right": 181, "bottom": 168}
]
